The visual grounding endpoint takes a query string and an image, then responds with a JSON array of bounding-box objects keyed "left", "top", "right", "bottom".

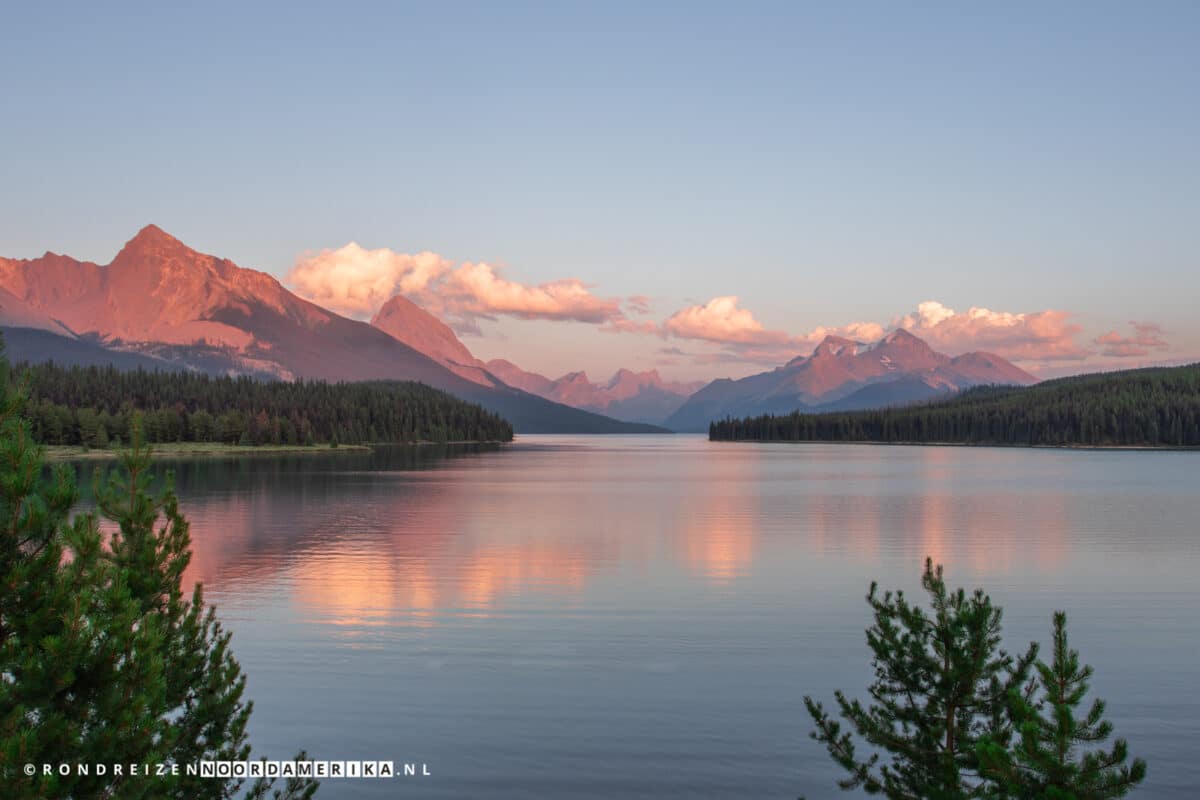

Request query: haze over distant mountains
[
  {"left": 0, "top": 226, "right": 660, "bottom": 433},
  {"left": 0, "top": 225, "right": 1037, "bottom": 433},
  {"left": 665, "top": 329, "right": 1035, "bottom": 431},
  {"left": 367, "top": 293, "right": 702, "bottom": 424},
  {"left": 359, "top": 271, "right": 1037, "bottom": 430},
  {"left": 485, "top": 361, "right": 705, "bottom": 425}
]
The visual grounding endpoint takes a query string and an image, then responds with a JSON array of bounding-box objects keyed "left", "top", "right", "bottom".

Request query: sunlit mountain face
[
  {"left": 1, "top": 226, "right": 1040, "bottom": 433},
  {"left": 0, "top": 224, "right": 474, "bottom": 382},
  {"left": 666, "top": 329, "right": 1036, "bottom": 431},
  {"left": 0, "top": 226, "right": 664, "bottom": 433}
]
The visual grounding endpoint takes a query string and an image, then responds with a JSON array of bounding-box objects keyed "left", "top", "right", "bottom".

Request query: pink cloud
[
  {"left": 663, "top": 296, "right": 791, "bottom": 346},
  {"left": 625, "top": 295, "right": 653, "bottom": 315},
  {"left": 659, "top": 296, "right": 884, "bottom": 363},
  {"left": 288, "top": 243, "right": 452, "bottom": 317},
  {"left": 803, "top": 320, "right": 888, "bottom": 346},
  {"left": 647, "top": 297, "right": 1095, "bottom": 369},
  {"left": 289, "top": 244, "right": 629, "bottom": 328},
  {"left": 1093, "top": 322, "right": 1169, "bottom": 357},
  {"left": 896, "top": 301, "right": 1088, "bottom": 362},
  {"left": 435, "top": 262, "right": 623, "bottom": 324},
  {"left": 601, "top": 318, "right": 660, "bottom": 335},
  {"left": 288, "top": 244, "right": 1137, "bottom": 377}
]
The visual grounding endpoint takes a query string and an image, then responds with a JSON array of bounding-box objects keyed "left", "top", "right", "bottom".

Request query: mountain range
[
  {"left": 484, "top": 361, "right": 705, "bottom": 425},
  {"left": 664, "top": 330, "right": 1035, "bottom": 431},
  {"left": 0, "top": 225, "right": 1037, "bottom": 433},
  {"left": 367, "top": 294, "right": 703, "bottom": 423},
  {"left": 0, "top": 226, "right": 661, "bottom": 433}
]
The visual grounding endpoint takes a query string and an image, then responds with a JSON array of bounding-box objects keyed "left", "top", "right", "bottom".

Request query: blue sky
[{"left": 2, "top": 1, "right": 1197, "bottom": 379}]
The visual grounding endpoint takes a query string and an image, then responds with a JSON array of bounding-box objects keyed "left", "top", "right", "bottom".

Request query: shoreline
[
  {"left": 708, "top": 439, "right": 1200, "bottom": 452},
  {"left": 43, "top": 440, "right": 509, "bottom": 462}
]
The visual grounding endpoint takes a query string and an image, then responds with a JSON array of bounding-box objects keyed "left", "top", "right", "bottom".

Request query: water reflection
[
  {"left": 66, "top": 438, "right": 1200, "bottom": 799},
  {"left": 76, "top": 441, "right": 1164, "bottom": 624},
  {"left": 680, "top": 478, "right": 757, "bottom": 586}
]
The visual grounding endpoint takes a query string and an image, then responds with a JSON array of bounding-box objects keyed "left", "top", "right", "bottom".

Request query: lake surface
[{"left": 95, "top": 435, "right": 1200, "bottom": 797}]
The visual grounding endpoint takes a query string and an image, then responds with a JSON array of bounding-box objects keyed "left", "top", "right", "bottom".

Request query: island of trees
[
  {"left": 16, "top": 361, "right": 514, "bottom": 447},
  {"left": 710, "top": 364, "right": 1200, "bottom": 447}
]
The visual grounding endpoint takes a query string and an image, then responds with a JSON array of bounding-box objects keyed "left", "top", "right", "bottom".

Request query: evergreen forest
[
  {"left": 15, "top": 361, "right": 515, "bottom": 447},
  {"left": 710, "top": 364, "right": 1200, "bottom": 447}
]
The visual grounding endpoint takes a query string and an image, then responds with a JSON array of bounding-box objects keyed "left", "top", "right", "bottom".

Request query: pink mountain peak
[
  {"left": 370, "top": 293, "right": 482, "bottom": 375},
  {"left": 119, "top": 224, "right": 188, "bottom": 255},
  {"left": 606, "top": 368, "right": 661, "bottom": 389},
  {"left": 108, "top": 224, "right": 224, "bottom": 282},
  {"left": 812, "top": 335, "right": 859, "bottom": 357},
  {"left": 876, "top": 329, "right": 938, "bottom": 354}
]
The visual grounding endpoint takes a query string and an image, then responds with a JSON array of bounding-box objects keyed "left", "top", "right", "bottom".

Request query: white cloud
[
  {"left": 896, "top": 300, "right": 1088, "bottom": 361},
  {"left": 288, "top": 244, "right": 451, "bottom": 317},
  {"left": 289, "top": 245, "right": 627, "bottom": 327}
]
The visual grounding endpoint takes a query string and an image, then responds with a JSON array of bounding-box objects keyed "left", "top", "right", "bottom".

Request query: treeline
[
  {"left": 710, "top": 364, "right": 1200, "bottom": 447},
  {"left": 16, "top": 361, "right": 514, "bottom": 447}
]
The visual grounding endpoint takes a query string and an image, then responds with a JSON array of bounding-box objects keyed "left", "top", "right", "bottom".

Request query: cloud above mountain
[
  {"left": 645, "top": 297, "right": 1116, "bottom": 369},
  {"left": 663, "top": 296, "right": 791, "bottom": 346},
  {"left": 657, "top": 296, "right": 886, "bottom": 363},
  {"left": 436, "top": 263, "right": 621, "bottom": 323},
  {"left": 289, "top": 244, "right": 452, "bottom": 317},
  {"left": 894, "top": 301, "right": 1088, "bottom": 362},
  {"left": 288, "top": 242, "right": 1178, "bottom": 375},
  {"left": 289, "top": 244, "right": 627, "bottom": 330}
]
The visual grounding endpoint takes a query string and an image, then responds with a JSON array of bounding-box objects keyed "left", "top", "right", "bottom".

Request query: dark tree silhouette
[
  {"left": 803, "top": 562, "right": 1146, "bottom": 800},
  {"left": 978, "top": 612, "right": 1146, "bottom": 799},
  {"left": 712, "top": 364, "right": 1200, "bottom": 447},
  {"left": 15, "top": 361, "right": 513, "bottom": 447},
  {"left": 0, "top": 340, "right": 318, "bottom": 799},
  {"left": 804, "top": 560, "right": 1038, "bottom": 798}
]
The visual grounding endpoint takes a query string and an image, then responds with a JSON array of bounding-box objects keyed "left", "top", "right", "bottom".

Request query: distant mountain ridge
[
  {"left": 666, "top": 329, "right": 1035, "bottom": 431},
  {"left": 365, "top": 292, "right": 702, "bottom": 425},
  {"left": 0, "top": 226, "right": 663, "bottom": 434},
  {"left": 484, "top": 360, "right": 704, "bottom": 425}
]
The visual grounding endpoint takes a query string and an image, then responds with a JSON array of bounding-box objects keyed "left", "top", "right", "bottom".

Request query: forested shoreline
[
  {"left": 710, "top": 364, "right": 1200, "bottom": 447},
  {"left": 16, "top": 361, "right": 514, "bottom": 447}
]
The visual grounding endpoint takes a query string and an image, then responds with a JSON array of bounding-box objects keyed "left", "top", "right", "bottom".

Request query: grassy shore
[{"left": 43, "top": 442, "right": 372, "bottom": 461}]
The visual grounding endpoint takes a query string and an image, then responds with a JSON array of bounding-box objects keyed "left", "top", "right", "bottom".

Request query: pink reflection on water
[{"left": 170, "top": 443, "right": 1075, "bottom": 635}]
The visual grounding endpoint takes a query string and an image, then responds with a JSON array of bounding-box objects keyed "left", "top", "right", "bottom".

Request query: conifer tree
[
  {"left": 93, "top": 426, "right": 253, "bottom": 798},
  {"left": 0, "top": 340, "right": 317, "bottom": 799},
  {"left": 0, "top": 346, "right": 155, "bottom": 798},
  {"left": 803, "top": 559, "right": 1038, "bottom": 799},
  {"left": 978, "top": 612, "right": 1146, "bottom": 799}
]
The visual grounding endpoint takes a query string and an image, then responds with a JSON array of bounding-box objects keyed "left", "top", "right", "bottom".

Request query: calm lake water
[{"left": 90, "top": 435, "right": 1200, "bottom": 797}]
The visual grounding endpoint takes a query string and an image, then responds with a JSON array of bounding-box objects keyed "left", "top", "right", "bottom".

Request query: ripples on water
[{"left": 81, "top": 436, "right": 1200, "bottom": 798}]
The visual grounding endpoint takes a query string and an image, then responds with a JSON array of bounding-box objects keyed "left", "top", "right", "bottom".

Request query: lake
[{"left": 98, "top": 435, "right": 1200, "bottom": 797}]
